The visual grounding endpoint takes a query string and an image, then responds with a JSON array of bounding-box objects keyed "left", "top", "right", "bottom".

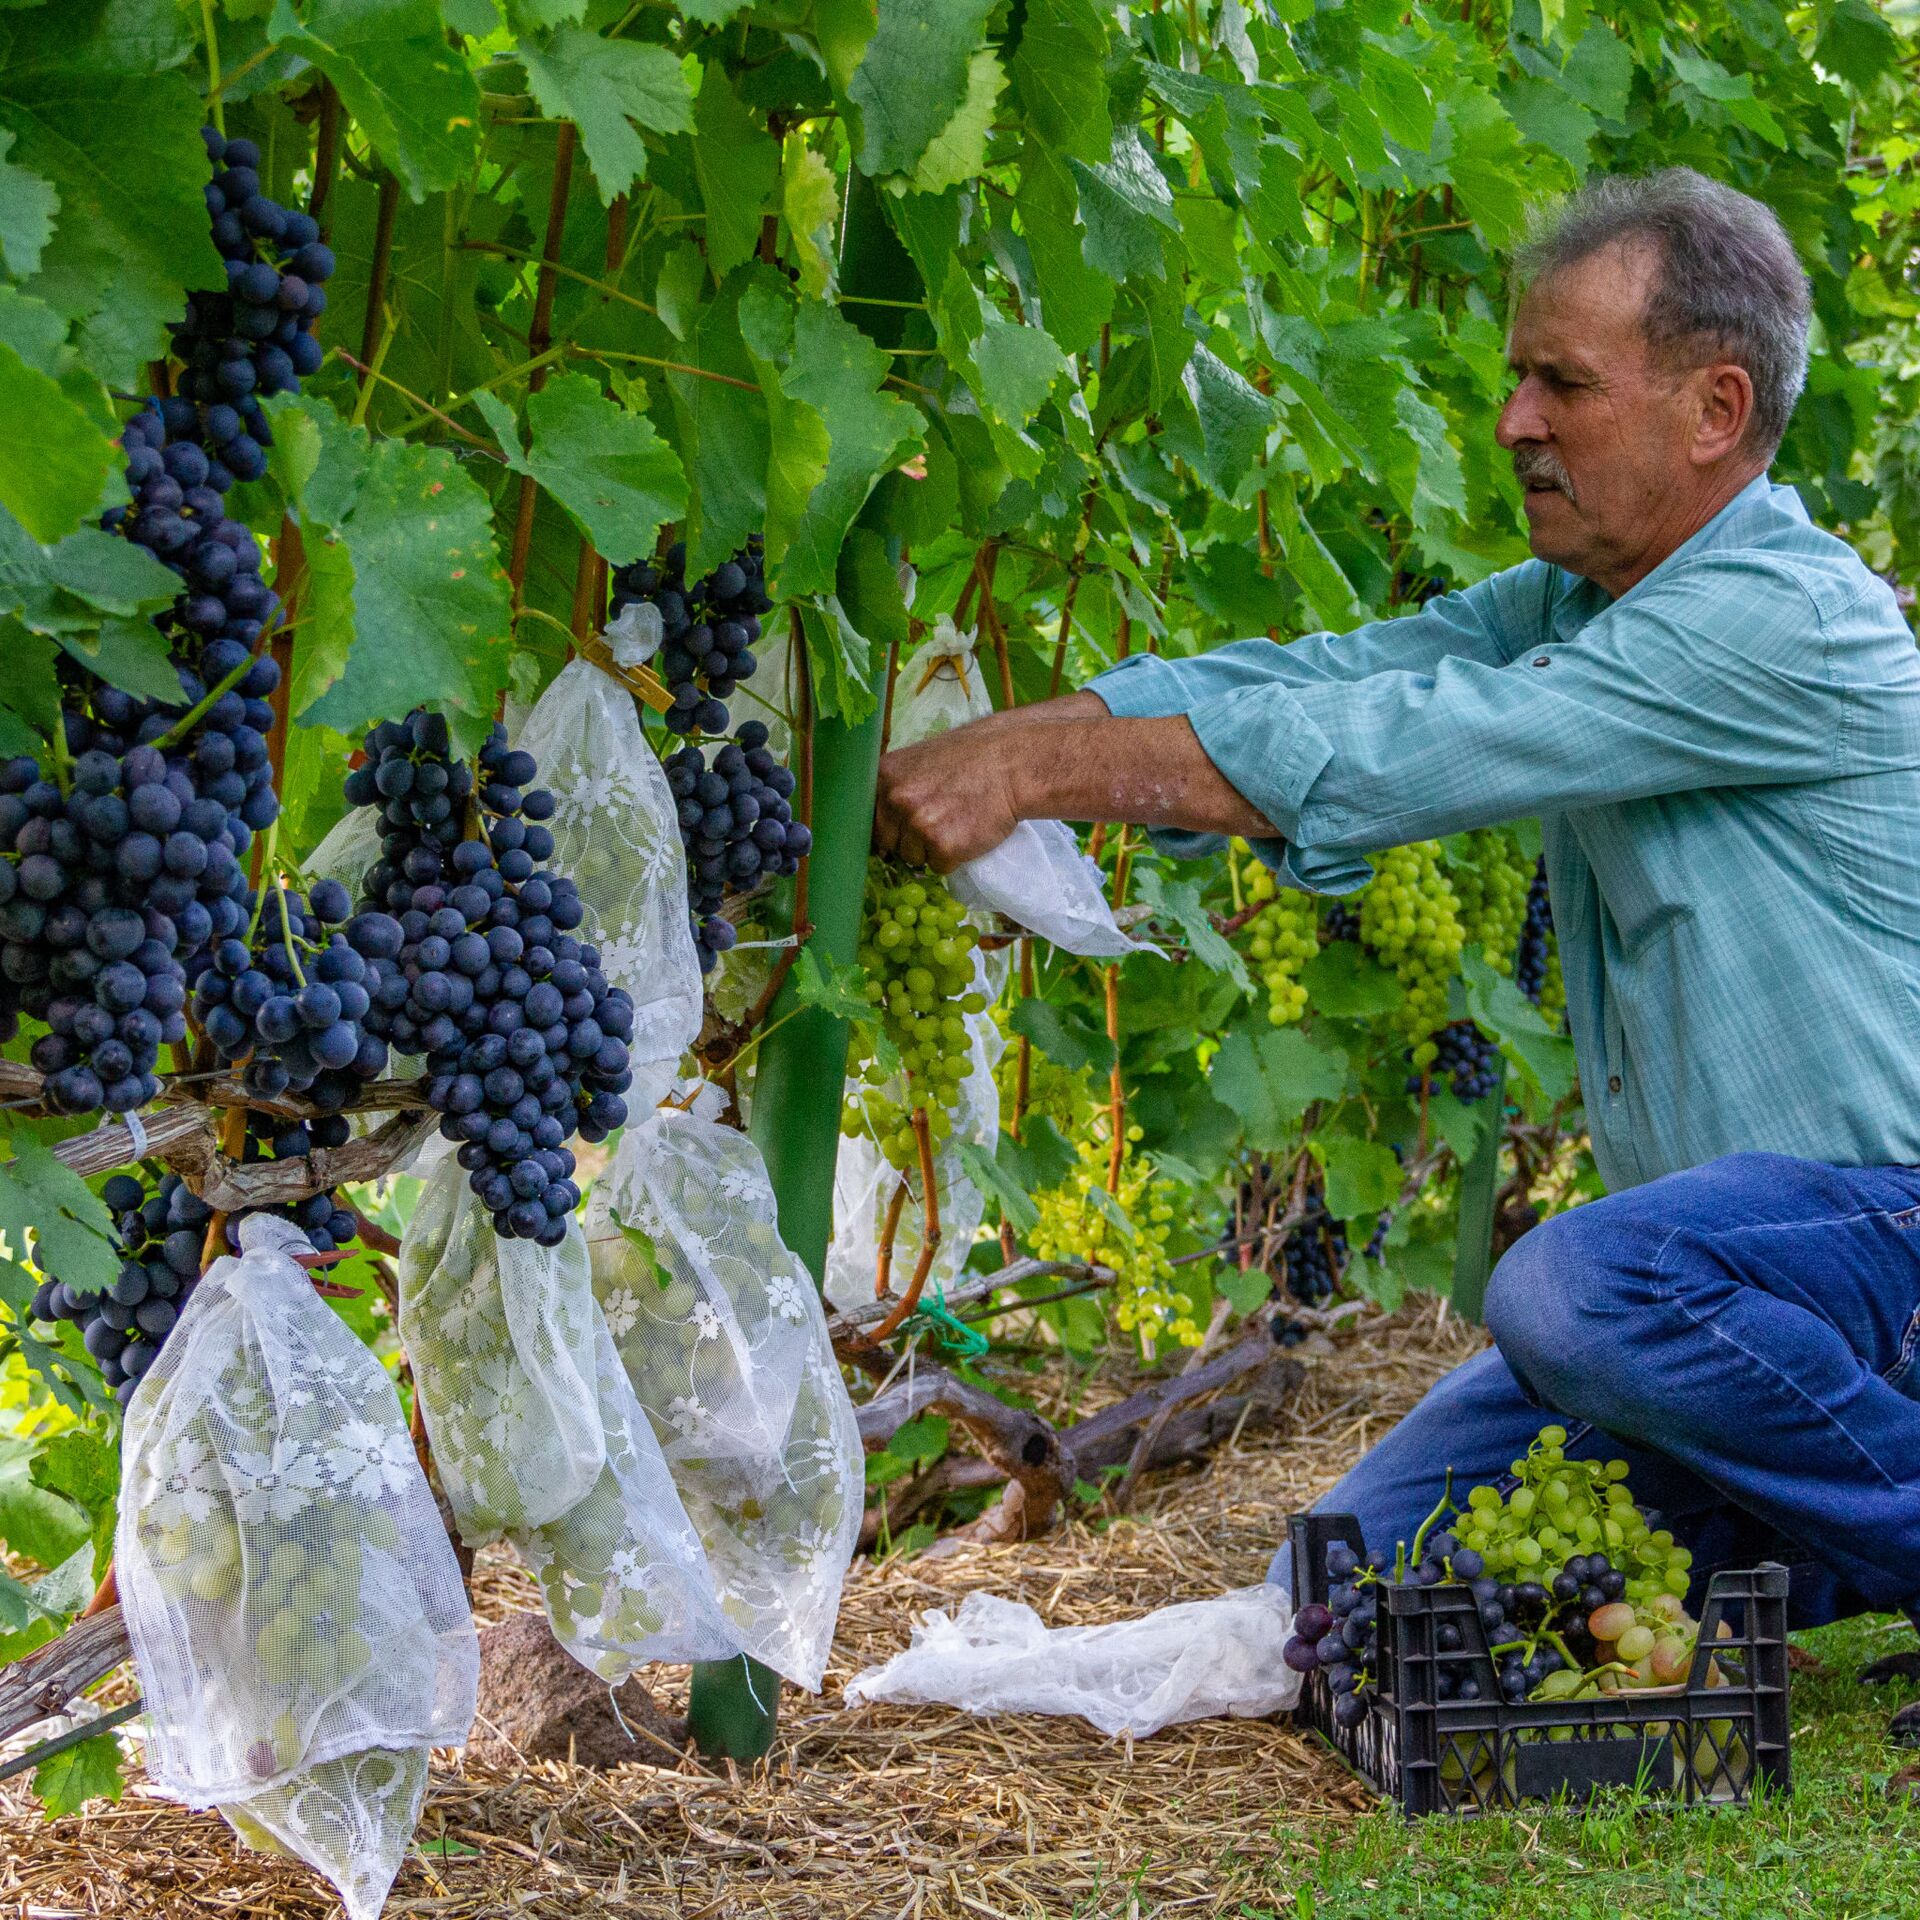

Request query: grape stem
[
  {"left": 199, "top": 0, "right": 223, "bottom": 135},
  {"left": 1405, "top": 1466, "right": 1455, "bottom": 1577},
  {"left": 275, "top": 883, "right": 308, "bottom": 987},
  {"left": 150, "top": 646, "right": 259, "bottom": 752},
  {"left": 870, "top": 1106, "right": 942, "bottom": 1342},
  {"left": 244, "top": 817, "right": 281, "bottom": 943}
]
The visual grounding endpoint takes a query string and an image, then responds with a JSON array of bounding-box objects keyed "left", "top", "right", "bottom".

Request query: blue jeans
[{"left": 1269, "top": 1153, "right": 1920, "bottom": 1629}]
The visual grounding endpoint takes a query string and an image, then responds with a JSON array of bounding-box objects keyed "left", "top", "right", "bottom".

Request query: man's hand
[{"left": 873, "top": 691, "right": 1279, "bottom": 872}]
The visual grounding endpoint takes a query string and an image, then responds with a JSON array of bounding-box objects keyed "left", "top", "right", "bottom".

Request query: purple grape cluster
[
  {"left": 1515, "top": 855, "right": 1553, "bottom": 1005},
  {"left": 343, "top": 712, "right": 635, "bottom": 1243},
  {"left": 30, "top": 1167, "right": 211, "bottom": 1404},
  {"left": 1407, "top": 1019, "right": 1501, "bottom": 1105},
  {"left": 610, "top": 537, "right": 771, "bottom": 739},
  {"left": 664, "top": 719, "right": 809, "bottom": 971},
  {"left": 189, "top": 877, "right": 400, "bottom": 1109},
  {"left": 171, "top": 128, "right": 334, "bottom": 481}
]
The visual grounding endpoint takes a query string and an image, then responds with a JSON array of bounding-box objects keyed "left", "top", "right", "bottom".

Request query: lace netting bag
[
  {"left": 583, "top": 1084, "right": 863, "bottom": 1689},
  {"left": 396, "top": 1152, "right": 605, "bottom": 1541},
  {"left": 508, "top": 1303, "right": 740, "bottom": 1683},
  {"left": 511, "top": 609, "right": 703, "bottom": 1084},
  {"left": 118, "top": 1213, "right": 476, "bottom": 1917}
]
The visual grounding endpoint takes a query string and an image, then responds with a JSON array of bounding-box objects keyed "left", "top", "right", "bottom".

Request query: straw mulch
[{"left": 1, "top": 1299, "right": 1482, "bottom": 1919}]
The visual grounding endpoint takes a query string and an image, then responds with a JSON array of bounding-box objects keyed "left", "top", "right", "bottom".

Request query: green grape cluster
[
  {"left": 1447, "top": 829, "right": 1531, "bottom": 976},
  {"left": 1359, "top": 841, "right": 1463, "bottom": 1066},
  {"left": 1240, "top": 858, "right": 1320, "bottom": 1027},
  {"left": 843, "top": 867, "right": 984, "bottom": 1169},
  {"left": 1455, "top": 1425, "right": 1691, "bottom": 1606},
  {"left": 1029, "top": 1129, "right": 1197, "bottom": 1348}
]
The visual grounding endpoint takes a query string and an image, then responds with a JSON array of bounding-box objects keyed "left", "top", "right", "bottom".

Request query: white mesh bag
[
  {"left": 118, "top": 1214, "right": 476, "bottom": 1913},
  {"left": 511, "top": 619, "right": 703, "bottom": 1079},
  {"left": 583, "top": 1083, "right": 863, "bottom": 1689},
  {"left": 396, "top": 1154, "right": 605, "bottom": 1542},
  {"left": 509, "top": 1306, "right": 740, "bottom": 1684},
  {"left": 304, "top": 801, "right": 384, "bottom": 902}
]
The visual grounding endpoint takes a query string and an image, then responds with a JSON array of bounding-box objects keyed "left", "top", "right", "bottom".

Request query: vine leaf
[
  {"left": 476, "top": 373, "right": 686, "bottom": 566},
  {"left": 0, "top": 1447, "right": 91, "bottom": 1574},
  {"left": 0, "top": 128, "right": 57, "bottom": 278},
  {"left": 693, "top": 62, "right": 779, "bottom": 279},
  {"left": 1460, "top": 949, "right": 1577, "bottom": 1101},
  {"left": 266, "top": 0, "right": 482, "bottom": 201},
  {"left": 1009, "top": 0, "right": 1113, "bottom": 165},
  {"left": 522, "top": 27, "right": 692, "bottom": 204},
  {"left": 663, "top": 270, "right": 770, "bottom": 579},
  {"left": 844, "top": 0, "right": 997, "bottom": 181},
  {"left": 1069, "top": 128, "right": 1180, "bottom": 282},
  {"left": 33, "top": 1731, "right": 125, "bottom": 1820},
  {"left": 278, "top": 399, "right": 513, "bottom": 750},
  {"left": 955, "top": 1142, "right": 1038, "bottom": 1235},
  {"left": 1208, "top": 1027, "right": 1344, "bottom": 1148},
  {"left": 909, "top": 49, "right": 1004, "bottom": 197},
  {"left": 1009, "top": 998, "right": 1114, "bottom": 1078},
  {"left": 0, "top": 1, "right": 217, "bottom": 385},
  {"left": 0, "top": 1138, "right": 121, "bottom": 1310},
  {"left": 997, "top": 1115, "right": 1076, "bottom": 1197},
  {"left": 1132, "top": 869, "right": 1252, "bottom": 995},
  {"left": 793, "top": 946, "right": 900, "bottom": 1078},
  {"left": 1313, "top": 1135, "right": 1403, "bottom": 1220},
  {"left": 781, "top": 134, "right": 839, "bottom": 300}
]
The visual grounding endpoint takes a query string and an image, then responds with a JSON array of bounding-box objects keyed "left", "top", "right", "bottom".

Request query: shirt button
[
  {"left": 1608, "top": 1074, "right": 1623, "bottom": 1094},
  {"left": 1532, "top": 655, "right": 1552, "bottom": 668}
]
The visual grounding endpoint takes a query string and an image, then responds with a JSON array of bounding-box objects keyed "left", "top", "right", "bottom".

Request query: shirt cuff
[
  {"left": 1084, "top": 653, "right": 1195, "bottom": 718},
  {"left": 1186, "top": 685, "right": 1373, "bottom": 895}
]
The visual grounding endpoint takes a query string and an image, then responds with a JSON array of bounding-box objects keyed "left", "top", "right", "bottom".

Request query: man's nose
[{"left": 1496, "top": 377, "right": 1545, "bottom": 450}]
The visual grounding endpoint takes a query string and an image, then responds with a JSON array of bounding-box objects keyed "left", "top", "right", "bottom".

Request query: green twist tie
[{"left": 910, "top": 1284, "right": 989, "bottom": 1357}]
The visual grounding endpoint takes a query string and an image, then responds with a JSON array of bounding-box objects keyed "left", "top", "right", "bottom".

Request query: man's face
[{"left": 1496, "top": 245, "right": 1701, "bottom": 590}]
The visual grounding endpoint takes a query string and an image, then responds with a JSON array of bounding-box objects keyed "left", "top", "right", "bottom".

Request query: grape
[
  {"left": 189, "top": 880, "right": 398, "bottom": 1108},
  {"left": 172, "top": 127, "right": 335, "bottom": 471},
  {"left": 1320, "top": 900, "right": 1363, "bottom": 944},
  {"left": 665, "top": 717, "right": 806, "bottom": 970},
  {"left": 220, "top": 1110, "right": 362, "bottom": 1259},
  {"left": 840, "top": 868, "right": 983, "bottom": 1169},
  {"left": 1407, "top": 1019, "right": 1501, "bottom": 1105},
  {"left": 341, "top": 712, "right": 633, "bottom": 1241},
  {"left": 1358, "top": 841, "right": 1462, "bottom": 1066},
  {"left": 1446, "top": 829, "right": 1531, "bottom": 977},
  {"left": 609, "top": 535, "right": 771, "bottom": 741},
  {"left": 30, "top": 1163, "right": 212, "bottom": 1403},
  {"left": 1236, "top": 853, "right": 1319, "bottom": 1027},
  {"left": 1513, "top": 854, "right": 1565, "bottom": 1024}
]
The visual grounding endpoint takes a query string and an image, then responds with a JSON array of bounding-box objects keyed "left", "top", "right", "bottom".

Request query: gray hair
[{"left": 1515, "top": 168, "right": 1811, "bottom": 460}]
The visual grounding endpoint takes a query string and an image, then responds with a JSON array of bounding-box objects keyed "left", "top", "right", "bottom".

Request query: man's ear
[{"left": 1692, "top": 362, "right": 1755, "bottom": 466}]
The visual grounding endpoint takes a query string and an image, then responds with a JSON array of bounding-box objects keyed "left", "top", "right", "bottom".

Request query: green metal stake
[
  {"left": 687, "top": 165, "right": 906, "bottom": 1765},
  {"left": 1449, "top": 1058, "right": 1509, "bottom": 1325}
]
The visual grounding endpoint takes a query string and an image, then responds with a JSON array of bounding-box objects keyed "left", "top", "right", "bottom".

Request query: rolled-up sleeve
[{"left": 1180, "top": 554, "right": 1846, "bottom": 890}]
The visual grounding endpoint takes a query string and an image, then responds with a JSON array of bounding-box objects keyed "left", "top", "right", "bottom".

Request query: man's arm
[{"left": 876, "top": 554, "right": 1846, "bottom": 878}]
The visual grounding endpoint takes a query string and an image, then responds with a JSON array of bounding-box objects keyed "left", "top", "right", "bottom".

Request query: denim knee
[{"left": 1484, "top": 1205, "right": 1640, "bottom": 1417}]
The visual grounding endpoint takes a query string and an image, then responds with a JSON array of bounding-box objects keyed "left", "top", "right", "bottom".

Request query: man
[{"left": 874, "top": 170, "right": 1920, "bottom": 1732}]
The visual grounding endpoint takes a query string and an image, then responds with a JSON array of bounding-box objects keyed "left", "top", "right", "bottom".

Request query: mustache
[{"left": 1512, "top": 443, "right": 1576, "bottom": 503}]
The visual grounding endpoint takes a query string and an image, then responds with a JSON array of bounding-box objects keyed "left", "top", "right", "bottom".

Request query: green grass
[{"left": 1237, "top": 1615, "right": 1920, "bottom": 1920}]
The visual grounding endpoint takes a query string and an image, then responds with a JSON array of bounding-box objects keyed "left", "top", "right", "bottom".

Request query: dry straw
[{"left": 1, "top": 1299, "right": 1483, "bottom": 1918}]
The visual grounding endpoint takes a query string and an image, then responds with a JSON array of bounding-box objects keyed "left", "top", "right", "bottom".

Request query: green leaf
[
  {"left": 267, "top": 0, "right": 482, "bottom": 200},
  {"left": 790, "top": 943, "right": 874, "bottom": 1025},
  {"left": 29, "top": 1430, "right": 116, "bottom": 1527},
  {"left": 955, "top": 1139, "right": 1039, "bottom": 1234},
  {"left": 998, "top": 1114, "right": 1076, "bottom": 1197},
  {"left": 1459, "top": 948, "right": 1577, "bottom": 1101},
  {"left": 0, "top": 1139, "right": 119, "bottom": 1304},
  {"left": 837, "top": 525, "right": 909, "bottom": 657},
  {"left": 1215, "top": 1263, "right": 1271, "bottom": 1316},
  {"left": 781, "top": 133, "right": 839, "bottom": 300},
  {"left": 1208, "top": 1027, "right": 1346, "bottom": 1147},
  {"left": 693, "top": 60, "right": 779, "bottom": 278},
  {"left": 1815, "top": 0, "right": 1897, "bottom": 92},
  {"left": 796, "top": 594, "right": 879, "bottom": 726},
  {"left": 1015, "top": 147, "right": 1114, "bottom": 356},
  {"left": 0, "top": 1, "right": 218, "bottom": 384},
  {"left": 0, "top": 127, "right": 56, "bottom": 276},
  {"left": 1132, "top": 869, "right": 1252, "bottom": 995},
  {"left": 1009, "top": 0, "right": 1111, "bottom": 164},
  {"left": 846, "top": 0, "right": 998, "bottom": 181},
  {"left": 739, "top": 286, "right": 922, "bottom": 599},
  {"left": 908, "top": 48, "right": 1004, "bottom": 196},
  {"left": 1297, "top": 938, "right": 1403, "bottom": 1018},
  {"left": 520, "top": 27, "right": 692, "bottom": 203},
  {"left": 663, "top": 270, "right": 770, "bottom": 578},
  {"left": 1500, "top": 76, "right": 1595, "bottom": 173},
  {"left": 0, "top": 345, "right": 111, "bottom": 539},
  {"left": 486, "top": 373, "right": 686, "bottom": 566},
  {"left": 1662, "top": 40, "right": 1785, "bottom": 147},
  {"left": 1313, "top": 1135, "right": 1403, "bottom": 1220},
  {"left": 0, "top": 1440, "right": 90, "bottom": 1570},
  {"left": 1085, "top": 1185, "right": 1136, "bottom": 1241},
  {"left": 1070, "top": 128, "right": 1179, "bottom": 281},
  {"left": 1009, "top": 997, "right": 1114, "bottom": 1076},
  {"left": 33, "top": 1730, "right": 125, "bottom": 1819},
  {"left": 887, "top": 1414, "right": 950, "bottom": 1462},
  {"left": 289, "top": 409, "right": 513, "bottom": 747},
  {"left": 1180, "top": 345, "right": 1274, "bottom": 499},
  {"left": 54, "top": 616, "right": 180, "bottom": 703},
  {"left": 1425, "top": 1084, "right": 1490, "bottom": 1164}
]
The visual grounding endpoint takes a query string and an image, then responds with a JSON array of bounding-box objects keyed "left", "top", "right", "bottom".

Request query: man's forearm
[{"left": 1011, "top": 713, "right": 1275, "bottom": 840}]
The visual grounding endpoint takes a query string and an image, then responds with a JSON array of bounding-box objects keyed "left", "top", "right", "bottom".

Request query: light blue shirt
[{"left": 1089, "top": 478, "right": 1920, "bottom": 1190}]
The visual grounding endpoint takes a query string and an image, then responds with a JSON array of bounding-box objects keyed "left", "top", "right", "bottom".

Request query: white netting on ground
[
  {"left": 396, "top": 1155, "right": 605, "bottom": 1543},
  {"left": 118, "top": 1213, "right": 476, "bottom": 1919}
]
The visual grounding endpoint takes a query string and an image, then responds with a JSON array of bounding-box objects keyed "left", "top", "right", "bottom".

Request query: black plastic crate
[{"left": 1288, "top": 1512, "right": 1791, "bottom": 1816}]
